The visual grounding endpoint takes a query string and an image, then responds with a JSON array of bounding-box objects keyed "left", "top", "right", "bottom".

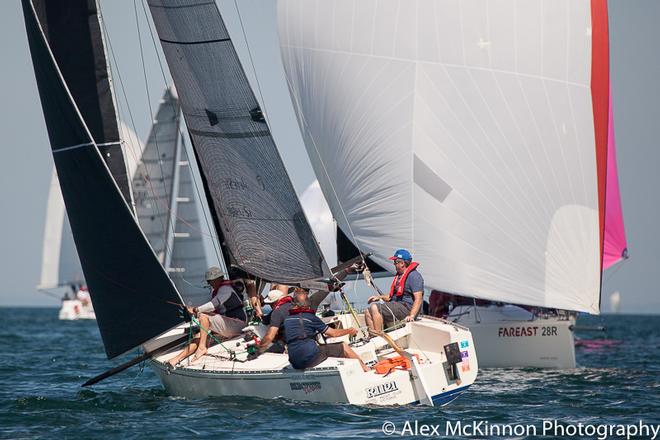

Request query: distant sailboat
[
  {"left": 131, "top": 88, "right": 211, "bottom": 306},
  {"left": 38, "top": 170, "right": 93, "bottom": 320},
  {"left": 278, "top": 0, "right": 628, "bottom": 368}
]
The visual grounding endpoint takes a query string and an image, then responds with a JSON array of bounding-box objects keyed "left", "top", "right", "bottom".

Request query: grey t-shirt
[
  {"left": 392, "top": 270, "right": 424, "bottom": 308},
  {"left": 269, "top": 301, "right": 294, "bottom": 330}
]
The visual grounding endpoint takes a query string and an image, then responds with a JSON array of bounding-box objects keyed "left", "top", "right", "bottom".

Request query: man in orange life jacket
[
  {"left": 167, "top": 267, "right": 247, "bottom": 368},
  {"left": 364, "top": 249, "right": 424, "bottom": 334}
]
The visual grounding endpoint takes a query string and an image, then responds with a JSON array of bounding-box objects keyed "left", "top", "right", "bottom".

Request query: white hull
[
  {"left": 148, "top": 315, "right": 478, "bottom": 406},
  {"left": 448, "top": 305, "right": 576, "bottom": 369},
  {"left": 58, "top": 299, "right": 95, "bottom": 320}
]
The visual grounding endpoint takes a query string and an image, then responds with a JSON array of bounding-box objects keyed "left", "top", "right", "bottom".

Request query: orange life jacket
[{"left": 374, "top": 354, "right": 421, "bottom": 375}]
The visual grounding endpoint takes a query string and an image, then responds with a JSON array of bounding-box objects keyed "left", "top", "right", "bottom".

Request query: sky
[{"left": 0, "top": 1, "right": 658, "bottom": 314}]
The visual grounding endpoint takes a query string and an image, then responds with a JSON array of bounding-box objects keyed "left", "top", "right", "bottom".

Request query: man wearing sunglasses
[{"left": 364, "top": 249, "right": 424, "bottom": 334}]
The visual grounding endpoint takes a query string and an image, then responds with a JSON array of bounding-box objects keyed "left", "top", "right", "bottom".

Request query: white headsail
[
  {"left": 38, "top": 170, "right": 84, "bottom": 291},
  {"left": 279, "top": 0, "right": 612, "bottom": 313}
]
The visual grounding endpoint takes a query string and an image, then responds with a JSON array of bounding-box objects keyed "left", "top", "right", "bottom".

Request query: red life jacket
[
  {"left": 210, "top": 280, "right": 236, "bottom": 299},
  {"left": 388, "top": 262, "right": 420, "bottom": 299},
  {"left": 288, "top": 306, "right": 316, "bottom": 315},
  {"left": 273, "top": 296, "right": 293, "bottom": 309}
]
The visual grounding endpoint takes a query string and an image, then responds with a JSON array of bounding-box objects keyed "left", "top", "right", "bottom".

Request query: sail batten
[
  {"left": 148, "top": 0, "right": 329, "bottom": 283},
  {"left": 279, "top": 0, "right": 613, "bottom": 313},
  {"left": 23, "top": 0, "right": 184, "bottom": 358}
]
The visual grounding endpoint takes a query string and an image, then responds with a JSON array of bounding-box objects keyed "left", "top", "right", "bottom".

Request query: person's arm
[
  {"left": 258, "top": 326, "right": 279, "bottom": 350},
  {"left": 367, "top": 294, "right": 390, "bottom": 303},
  {"left": 324, "top": 326, "right": 358, "bottom": 338},
  {"left": 406, "top": 291, "right": 423, "bottom": 322},
  {"left": 245, "top": 279, "right": 263, "bottom": 318}
]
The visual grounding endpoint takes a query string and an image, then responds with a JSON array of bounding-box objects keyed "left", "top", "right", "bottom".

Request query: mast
[
  {"left": 147, "top": 0, "right": 330, "bottom": 284},
  {"left": 23, "top": 0, "right": 184, "bottom": 358}
]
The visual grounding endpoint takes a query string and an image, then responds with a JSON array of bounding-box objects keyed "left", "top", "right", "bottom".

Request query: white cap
[
  {"left": 205, "top": 266, "right": 225, "bottom": 281},
  {"left": 263, "top": 289, "right": 286, "bottom": 304}
]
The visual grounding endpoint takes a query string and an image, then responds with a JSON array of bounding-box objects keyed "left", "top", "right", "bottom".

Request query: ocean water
[{"left": 0, "top": 308, "right": 658, "bottom": 439}]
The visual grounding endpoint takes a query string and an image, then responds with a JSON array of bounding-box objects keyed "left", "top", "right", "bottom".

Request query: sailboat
[
  {"left": 38, "top": 170, "right": 94, "bottom": 320},
  {"left": 23, "top": 0, "right": 477, "bottom": 406},
  {"left": 277, "top": 0, "right": 627, "bottom": 369},
  {"left": 131, "top": 87, "right": 212, "bottom": 306}
]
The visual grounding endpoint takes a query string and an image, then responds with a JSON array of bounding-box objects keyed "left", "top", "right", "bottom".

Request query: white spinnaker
[
  {"left": 38, "top": 170, "right": 84, "bottom": 290},
  {"left": 279, "top": 0, "right": 601, "bottom": 313}
]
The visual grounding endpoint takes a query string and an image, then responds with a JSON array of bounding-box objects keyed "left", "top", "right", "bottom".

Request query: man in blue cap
[{"left": 364, "top": 249, "right": 424, "bottom": 334}]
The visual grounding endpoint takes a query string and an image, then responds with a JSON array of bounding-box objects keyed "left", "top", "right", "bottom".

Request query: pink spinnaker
[{"left": 602, "top": 88, "right": 628, "bottom": 270}]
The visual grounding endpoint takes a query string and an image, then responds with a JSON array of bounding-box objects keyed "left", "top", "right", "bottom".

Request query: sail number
[{"left": 498, "top": 326, "right": 558, "bottom": 337}]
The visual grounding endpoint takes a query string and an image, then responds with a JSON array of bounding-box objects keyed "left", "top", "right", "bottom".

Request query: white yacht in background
[
  {"left": 130, "top": 87, "right": 213, "bottom": 306},
  {"left": 38, "top": 171, "right": 94, "bottom": 320}
]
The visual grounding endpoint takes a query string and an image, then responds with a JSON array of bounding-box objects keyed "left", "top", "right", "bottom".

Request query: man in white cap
[
  {"left": 257, "top": 288, "right": 295, "bottom": 353},
  {"left": 167, "top": 267, "right": 247, "bottom": 367}
]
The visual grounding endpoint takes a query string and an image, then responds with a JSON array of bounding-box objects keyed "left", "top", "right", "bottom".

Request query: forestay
[
  {"left": 23, "top": 0, "right": 184, "bottom": 358},
  {"left": 279, "top": 0, "right": 613, "bottom": 313},
  {"left": 148, "top": 0, "right": 329, "bottom": 283}
]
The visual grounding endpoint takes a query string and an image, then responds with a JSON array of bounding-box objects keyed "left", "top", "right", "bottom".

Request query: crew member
[
  {"left": 167, "top": 266, "right": 247, "bottom": 368},
  {"left": 283, "top": 289, "right": 369, "bottom": 372},
  {"left": 364, "top": 249, "right": 424, "bottom": 334}
]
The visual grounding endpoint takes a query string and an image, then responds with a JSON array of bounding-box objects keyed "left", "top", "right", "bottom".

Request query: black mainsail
[
  {"left": 148, "top": 0, "right": 329, "bottom": 283},
  {"left": 32, "top": 0, "right": 133, "bottom": 206},
  {"left": 23, "top": 0, "right": 184, "bottom": 359}
]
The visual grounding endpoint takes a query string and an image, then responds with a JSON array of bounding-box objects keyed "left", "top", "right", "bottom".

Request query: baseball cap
[
  {"left": 263, "top": 289, "right": 286, "bottom": 304},
  {"left": 388, "top": 249, "right": 412, "bottom": 261}
]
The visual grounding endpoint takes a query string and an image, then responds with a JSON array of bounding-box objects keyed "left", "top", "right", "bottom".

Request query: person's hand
[
  {"left": 405, "top": 315, "right": 415, "bottom": 322},
  {"left": 186, "top": 306, "right": 195, "bottom": 316},
  {"left": 351, "top": 262, "right": 365, "bottom": 273},
  {"left": 254, "top": 308, "right": 264, "bottom": 319},
  {"left": 367, "top": 295, "right": 380, "bottom": 303},
  {"left": 347, "top": 327, "right": 358, "bottom": 337}
]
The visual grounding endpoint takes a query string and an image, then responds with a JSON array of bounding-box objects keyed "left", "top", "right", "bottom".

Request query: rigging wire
[
  {"left": 133, "top": 0, "right": 176, "bottom": 260},
  {"left": 233, "top": 0, "right": 350, "bottom": 282},
  {"left": 100, "top": 1, "right": 223, "bottom": 291},
  {"left": 98, "top": 3, "right": 171, "bottom": 258},
  {"left": 137, "top": 0, "right": 225, "bottom": 268}
]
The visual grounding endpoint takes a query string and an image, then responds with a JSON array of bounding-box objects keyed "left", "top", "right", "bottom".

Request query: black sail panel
[
  {"left": 32, "top": 0, "right": 133, "bottom": 205},
  {"left": 148, "top": 0, "right": 328, "bottom": 283},
  {"left": 23, "top": 0, "right": 183, "bottom": 359}
]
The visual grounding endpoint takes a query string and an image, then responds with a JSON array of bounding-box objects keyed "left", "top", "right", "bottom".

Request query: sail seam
[
  {"left": 53, "top": 142, "right": 95, "bottom": 153},
  {"left": 188, "top": 128, "right": 270, "bottom": 139},
  {"left": 159, "top": 37, "right": 230, "bottom": 45}
]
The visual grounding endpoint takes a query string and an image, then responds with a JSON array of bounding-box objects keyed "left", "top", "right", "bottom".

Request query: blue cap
[{"left": 388, "top": 249, "right": 412, "bottom": 261}]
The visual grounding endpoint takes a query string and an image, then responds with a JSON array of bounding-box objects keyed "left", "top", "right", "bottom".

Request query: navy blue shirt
[
  {"left": 392, "top": 270, "right": 424, "bottom": 308},
  {"left": 283, "top": 312, "right": 328, "bottom": 369}
]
